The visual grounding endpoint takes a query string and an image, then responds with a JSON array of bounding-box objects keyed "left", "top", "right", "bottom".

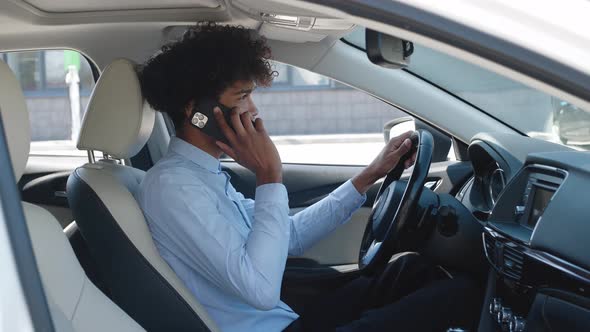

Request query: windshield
[{"left": 344, "top": 28, "right": 590, "bottom": 150}]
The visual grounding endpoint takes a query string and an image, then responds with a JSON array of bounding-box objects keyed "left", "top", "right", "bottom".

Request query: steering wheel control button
[
  {"left": 514, "top": 205, "right": 525, "bottom": 215},
  {"left": 191, "top": 112, "right": 208, "bottom": 128}
]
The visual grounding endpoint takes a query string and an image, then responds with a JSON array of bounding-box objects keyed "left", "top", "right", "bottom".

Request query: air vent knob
[
  {"left": 489, "top": 298, "right": 502, "bottom": 315},
  {"left": 499, "top": 307, "right": 513, "bottom": 325},
  {"left": 509, "top": 316, "right": 526, "bottom": 332}
]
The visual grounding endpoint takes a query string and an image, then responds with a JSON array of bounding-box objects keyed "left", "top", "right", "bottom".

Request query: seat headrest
[
  {"left": 77, "top": 59, "right": 155, "bottom": 159},
  {"left": 0, "top": 59, "right": 30, "bottom": 181}
]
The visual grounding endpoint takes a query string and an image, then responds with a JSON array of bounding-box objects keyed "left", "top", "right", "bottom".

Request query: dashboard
[{"left": 457, "top": 133, "right": 590, "bottom": 332}]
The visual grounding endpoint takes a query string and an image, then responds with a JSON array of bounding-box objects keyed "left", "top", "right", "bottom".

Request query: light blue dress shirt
[{"left": 136, "top": 137, "right": 366, "bottom": 332}]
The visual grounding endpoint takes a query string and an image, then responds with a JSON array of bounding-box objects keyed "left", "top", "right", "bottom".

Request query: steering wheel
[{"left": 359, "top": 130, "right": 434, "bottom": 275}]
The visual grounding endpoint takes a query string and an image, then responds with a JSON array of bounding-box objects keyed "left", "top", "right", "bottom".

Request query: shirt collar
[{"left": 168, "top": 136, "right": 221, "bottom": 173}]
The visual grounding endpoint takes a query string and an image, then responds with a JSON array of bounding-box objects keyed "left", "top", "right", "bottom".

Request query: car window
[
  {"left": 251, "top": 62, "right": 418, "bottom": 166},
  {"left": 1, "top": 50, "right": 96, "bottom": 168},
  {"left": 344, "top": 27, "right": 590, "bottom": 150}
]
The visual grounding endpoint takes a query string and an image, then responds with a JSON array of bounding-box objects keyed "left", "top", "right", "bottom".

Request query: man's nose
[{"left": 247, "top": 99, "right": 258, "bottom": 117}]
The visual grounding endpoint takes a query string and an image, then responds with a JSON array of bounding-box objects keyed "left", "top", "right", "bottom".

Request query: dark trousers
[{"left": 284, "top": 253, "right": 481, "bottom": 332}]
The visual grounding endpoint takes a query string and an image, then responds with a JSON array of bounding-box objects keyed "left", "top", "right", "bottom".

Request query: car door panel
[
  {"left": 223, "top": 162, "right": 370, "bottom": 206},
  {"left": 19, "top": 170, "right": 74, "bottom": 228},
  {"left": 289, "top": 206, "right": 371, "bottom": 265}
]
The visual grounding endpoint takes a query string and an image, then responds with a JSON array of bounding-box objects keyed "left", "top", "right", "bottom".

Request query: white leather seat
[
  {"left": 0, "top": 58, "right": 144, "bottom": 332},
  {"left": 68, "top": 59, "right": 219, "bottom": 332}
]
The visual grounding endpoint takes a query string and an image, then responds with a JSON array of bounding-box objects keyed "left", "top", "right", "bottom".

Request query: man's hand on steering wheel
[
  {"left": 352, "top": 131, "right": 417, "bottom": 194},
  {"left": 358, "top": 130, "right": 433, "bottom": 274}
]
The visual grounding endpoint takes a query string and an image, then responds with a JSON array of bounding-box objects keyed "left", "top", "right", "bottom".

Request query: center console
[{"left": 478, "top": 161, "right": 590, "bottom": 332}]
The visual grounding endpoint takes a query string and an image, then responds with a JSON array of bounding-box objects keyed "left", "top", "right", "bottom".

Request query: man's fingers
[
  {"left": 241, "top": 112, "right": 256, "bottom": 133},
  {"left": 404, "top": 151, "right": 417, "bottom": 169},
  {"left": 229, "top": 108, "right": 247, "bottom": 136},
  {"left": 392, "top": 138, "right": 412, "bottom": 158},
  {"left": 214, "top": 108, "right": 237, "bottom": 144},
  {"left": 253, "top": 117, "right": 267, "bottom": 133},
  {"left": 387, "top": 130, "right": 414, "bottom": 151},
  {"left": 215, "top": 141, "right": 237, "bottom": 160}
]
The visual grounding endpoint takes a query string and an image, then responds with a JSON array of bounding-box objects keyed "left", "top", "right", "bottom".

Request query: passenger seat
[{"left": 0, "top": 59, "right": 144, "bottom": 331}]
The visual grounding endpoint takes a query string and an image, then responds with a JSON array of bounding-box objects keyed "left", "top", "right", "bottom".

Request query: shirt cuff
[
  {"left": 255, "top": 183, "right": 289, "bottom": 204},
  {"left": 331, "top": 179, "right": 367, "bottom": 209}
]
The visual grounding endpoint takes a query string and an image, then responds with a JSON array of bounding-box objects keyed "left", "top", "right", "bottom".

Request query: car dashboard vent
[
  {"left": 502, "top": 244, "right": 524, "bottom": 280},
  {"left": 483, "top": 231, "right": 525, "bottom": 281},
  {"left": 484, "top": 232, "right": 496, "bottom": 260}
]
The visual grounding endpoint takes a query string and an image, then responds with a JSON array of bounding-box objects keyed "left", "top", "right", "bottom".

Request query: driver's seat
[{"left": 67, "top": 59, "right": 219, "bottom": 331}]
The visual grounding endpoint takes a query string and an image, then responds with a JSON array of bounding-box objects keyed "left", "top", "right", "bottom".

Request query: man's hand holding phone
[{"left": 214, "top": 108, "right": 283, "bottom": 186}]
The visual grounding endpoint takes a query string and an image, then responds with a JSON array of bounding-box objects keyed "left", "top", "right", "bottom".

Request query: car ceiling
[{"left": 0, "top": 0, "right": 356, "bottom": 68}]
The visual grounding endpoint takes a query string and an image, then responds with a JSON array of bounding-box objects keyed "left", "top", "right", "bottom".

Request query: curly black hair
[{"left": 138, "top": 22, "right": 275, "bottom": 130}]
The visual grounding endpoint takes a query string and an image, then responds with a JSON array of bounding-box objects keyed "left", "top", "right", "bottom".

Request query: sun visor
[{"left": 233, "top": 0, "right": 355, "bottom": 43}]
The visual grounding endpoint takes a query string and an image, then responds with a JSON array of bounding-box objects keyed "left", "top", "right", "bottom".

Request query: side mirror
[
  {"left": 365, "top": 29, "right": 414, "bottom": 69},
  {"left": 383, "top": 116, "right": 415, "bottom": 142},
  {"left": 384, "top": 117, "right": 454, "bottom": 163}
]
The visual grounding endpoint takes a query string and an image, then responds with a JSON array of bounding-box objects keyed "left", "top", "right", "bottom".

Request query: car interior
[{"left": 1, "top": 0, "right": 590, "bottom": 332}]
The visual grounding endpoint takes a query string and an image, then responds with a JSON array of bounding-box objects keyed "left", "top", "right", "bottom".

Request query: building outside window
[
  {"left": 1, "top": 50, "right": 95, "bottom": 142},
  {"left": 2, "top": 50, "right": 96, "bottom": 169}
]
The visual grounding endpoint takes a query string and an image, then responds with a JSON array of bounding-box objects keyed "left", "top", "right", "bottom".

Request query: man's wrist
[
  {"left": 256, "top": 169, "right": 282, "bottom": 186},
  {"left": 352, "top": 166, "right": 380, "bottom": 194}
]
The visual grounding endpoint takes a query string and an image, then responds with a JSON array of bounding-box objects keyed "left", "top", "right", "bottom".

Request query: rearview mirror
[{"left": 365, "top": 29, "right": 413, "bottom": 69}]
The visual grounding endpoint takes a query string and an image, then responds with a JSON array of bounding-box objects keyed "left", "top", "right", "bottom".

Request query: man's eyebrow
[{"left": 234, "top": 86, "right": 257, "bottom": 94}]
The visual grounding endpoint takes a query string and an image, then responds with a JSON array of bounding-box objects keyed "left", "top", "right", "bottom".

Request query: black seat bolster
[{"left": 67, "top": 168, "right": 211, "bottom": 332}]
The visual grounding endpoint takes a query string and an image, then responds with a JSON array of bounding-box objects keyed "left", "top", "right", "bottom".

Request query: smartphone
[{"left": 190, "top": 98, "right": 234, "bottom": 142}]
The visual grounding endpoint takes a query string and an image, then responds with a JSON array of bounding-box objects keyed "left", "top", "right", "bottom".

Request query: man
[{"left": 136, "top": 23, "right": 479, "bottom": 332}]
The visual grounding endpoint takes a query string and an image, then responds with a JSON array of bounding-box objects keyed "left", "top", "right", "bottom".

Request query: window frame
[{"left": 263, "top": 61, "right": 350, "bottom": 92}]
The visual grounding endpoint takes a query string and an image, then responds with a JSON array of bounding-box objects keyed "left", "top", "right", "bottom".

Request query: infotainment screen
[{"left": 528, "top": 187, "right": 554, "bottom": 227}]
